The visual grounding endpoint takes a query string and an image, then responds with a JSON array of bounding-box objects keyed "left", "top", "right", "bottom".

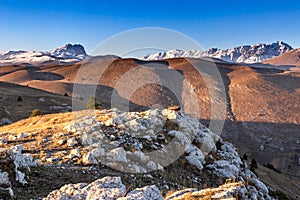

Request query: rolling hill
[{"left": 264, "top": 48, "right": 300, "bottom": 67}]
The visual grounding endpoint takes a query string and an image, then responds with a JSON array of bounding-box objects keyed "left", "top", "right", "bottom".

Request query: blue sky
[{"left": 1, "top": 0, "right": 300, "bottom": 54}]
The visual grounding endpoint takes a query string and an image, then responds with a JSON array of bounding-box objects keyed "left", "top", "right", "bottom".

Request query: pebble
[
  {"left": 18, "top": 133, "right": 28, "bottom": 139},
  {"left": 67, "top": 138, "right": 77, "bottom": 147},
  {"left": 57, "top": 139, "right": 67, "bottom": 145}
]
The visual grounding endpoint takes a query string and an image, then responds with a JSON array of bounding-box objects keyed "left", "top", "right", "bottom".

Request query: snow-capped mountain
[
  {"left": 0, "top": 44, "right": 88, "bottom": 66},
  {"left": 143, "top": 41, "right": 293, "bottom": 63},
  {"left": 50, "top": 44, "right": 87, "bottom": 60}
]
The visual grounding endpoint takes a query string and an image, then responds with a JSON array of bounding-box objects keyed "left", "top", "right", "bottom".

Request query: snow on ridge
[{"left": 143, "top": 41, "right": 293, "bottom": 64}]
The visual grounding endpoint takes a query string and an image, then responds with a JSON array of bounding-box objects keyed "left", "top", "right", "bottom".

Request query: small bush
[
  {"left": 31, "top": 109, "right": 42, "bottom": 117},
  {"left": 86, "top": 96, "right": 100, "bottom": 110},
  {"left": 250, "top": 158, "right": 258, "bottom": 174},
  {"left": 16, "top": 96, "right": 22, "bottom": 102}
]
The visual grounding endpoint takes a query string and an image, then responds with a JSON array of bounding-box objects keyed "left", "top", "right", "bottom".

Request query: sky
[{"left": 1, "top": 0, "right": 300, "bottom": 55}]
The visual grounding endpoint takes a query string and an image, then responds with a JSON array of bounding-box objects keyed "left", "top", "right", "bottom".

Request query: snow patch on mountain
[{"left": 143, "top": 41, "right": 293, "bottom": 63}]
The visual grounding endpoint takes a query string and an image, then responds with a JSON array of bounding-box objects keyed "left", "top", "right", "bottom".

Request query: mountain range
[
  {"left": 143, "top": 41, "right": 293, "bottom": 63},
  {"left": 0, "top": 41, "right": 295, "bottom": 66}
]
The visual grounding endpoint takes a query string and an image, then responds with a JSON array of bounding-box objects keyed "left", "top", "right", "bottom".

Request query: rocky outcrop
[
  {"left": 59, "top": 108, "right": 272, "bottom": 199},
  {"left": 63, "top": 108, "right": 216, "bottom": 173},
  {"left": 1, "top": 108, "right": 274, "bottom": 199},
  {"left": 43, "top": 176, "right": 163, "bottom": 200},
  {"left": 0, "top": 145, "right": 36, "bottom": 197}
]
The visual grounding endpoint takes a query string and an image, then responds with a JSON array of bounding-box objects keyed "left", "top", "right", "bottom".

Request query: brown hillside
[
  {"left": 0, "top": 57, "right": 299, "bottom": 182},
  {"left": 264, "top": 48, "right": 300, "bottom": 67}
]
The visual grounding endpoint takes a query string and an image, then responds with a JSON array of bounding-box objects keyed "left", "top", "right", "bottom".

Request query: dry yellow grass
[
  {"left": 0, "top": 113, "right": 71, "bottom": 134},
  {"left": 165, "top": 181, "right": 243, "bottom": 200},
  {"left": 0, "top": 110, "right": 102, "bottom": 164}
]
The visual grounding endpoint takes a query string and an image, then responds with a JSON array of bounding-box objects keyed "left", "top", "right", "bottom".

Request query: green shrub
[
  {"left": 86, "top": 96, "right": 100, "bottom": 110},
  {"left": 31, "top": 109, "right": 42, "bottom": 117}
]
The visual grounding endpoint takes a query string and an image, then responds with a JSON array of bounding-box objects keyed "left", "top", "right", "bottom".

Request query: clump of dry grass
[{"left": 165, "top": 180, "right": 243, "bottom": 200}]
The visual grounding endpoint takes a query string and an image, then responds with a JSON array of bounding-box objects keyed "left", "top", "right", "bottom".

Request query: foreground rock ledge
[{"left": 44, "top": 176, "right": 245, "bottom": 200}]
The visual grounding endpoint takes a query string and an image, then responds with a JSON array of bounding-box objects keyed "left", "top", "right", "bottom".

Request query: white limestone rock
[
  {"left": 0, "top": 171, "right": 10, "bottom": 185},
  {"left": 185, "top": 145, "right": 205, "bottom": 170},
  {"left": 38, "top": 97, "right": 45, "bottom": 102},
  {"left": 8, "top": 135, "right": 17, "bottom": 141},
  {"left": 57, "top": 139, "right": 67, "bottom": 145},
  {"left": 44, "top": 176, "right": 126, "bottom": 200},
  {"left": 67, "top": 138, "right": 78, "bottom": 147},
  {"left": 206, "top": 160, "right": 239, "bottom": 178},
  {"left": 17, "top": 133, "right": 28, "bottom": 139},
  {"left": 119, "top": 185, "right": 163, "bottom": 200},
  {"left": 107, "top": 147, "right": 127, "bottom": 163},
  {"left": 69, "top": 148, "right": 81, "bottom": 158},
  {"left": 0, "top": 145, "right": 36, "bottom": 197},
  {"left": 82, "top": 152, "right": 98, "bottom": 165}
]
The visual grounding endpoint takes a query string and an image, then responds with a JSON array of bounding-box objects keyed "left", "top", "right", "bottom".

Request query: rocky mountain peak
[{"left": 51, "top": 43, "right": 87, "bottom": 59}]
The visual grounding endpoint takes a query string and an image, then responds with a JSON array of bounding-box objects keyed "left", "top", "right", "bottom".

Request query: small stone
[
  {"left": 0, "top": 118, "right": 12, "bottom": 126},
  {"left": 110, "top": 135, "right": 116, "bottom": 140},
  {"left": 0, "top": 138, "right": 7, "bottom": 145},
  {"left": 82, "top": 153, "right": 98, "bottom": 165},
  {"left": 18, "top": 133, "right": 28, "bottom": 139},
  {"left": 142, "top": 135, "right": 152, "bottom": 141},
  {"left": 259, "top": 145, "right": 264, "bottom": 151},
  {"left": 146, "top": 161, "right": 157, "bottom": 171},
  {"left": 38, "top": 97, "right": 45, "bottom": 102},
  {"left": 46, "top": 157, "right": 58, "bottom": 163},
  {"left": 57, "top": 139, "right": 67, "bottom": 145},
  {"left": 143, "top": 174, "right": 153, "bottom": 179},
  {"left": 10, "top": 145, "right": 23, "bottom": 153},
  {"left": 42, "top": 138, "right": 48, "bottom": 143},
  {"left": 122, "top": 185, "right": 163, "bottom": 200},
  {"left": 104, "top": 119, "right": 113, "bottom": 126},
  {"left": 81, "top": 133, "right": 93, "bottom": 145},
  {"left": 70, "top": 148, "right": 81, "bottom": 158},
  {"left": 67, "top": 138, "right": 77, "bottom": 147},
  {"left": 8, "top": 135, "right": 17, "bottom": 141},
  {"left": 0, "top": 171, "right": 10, "bottom": 185}
]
